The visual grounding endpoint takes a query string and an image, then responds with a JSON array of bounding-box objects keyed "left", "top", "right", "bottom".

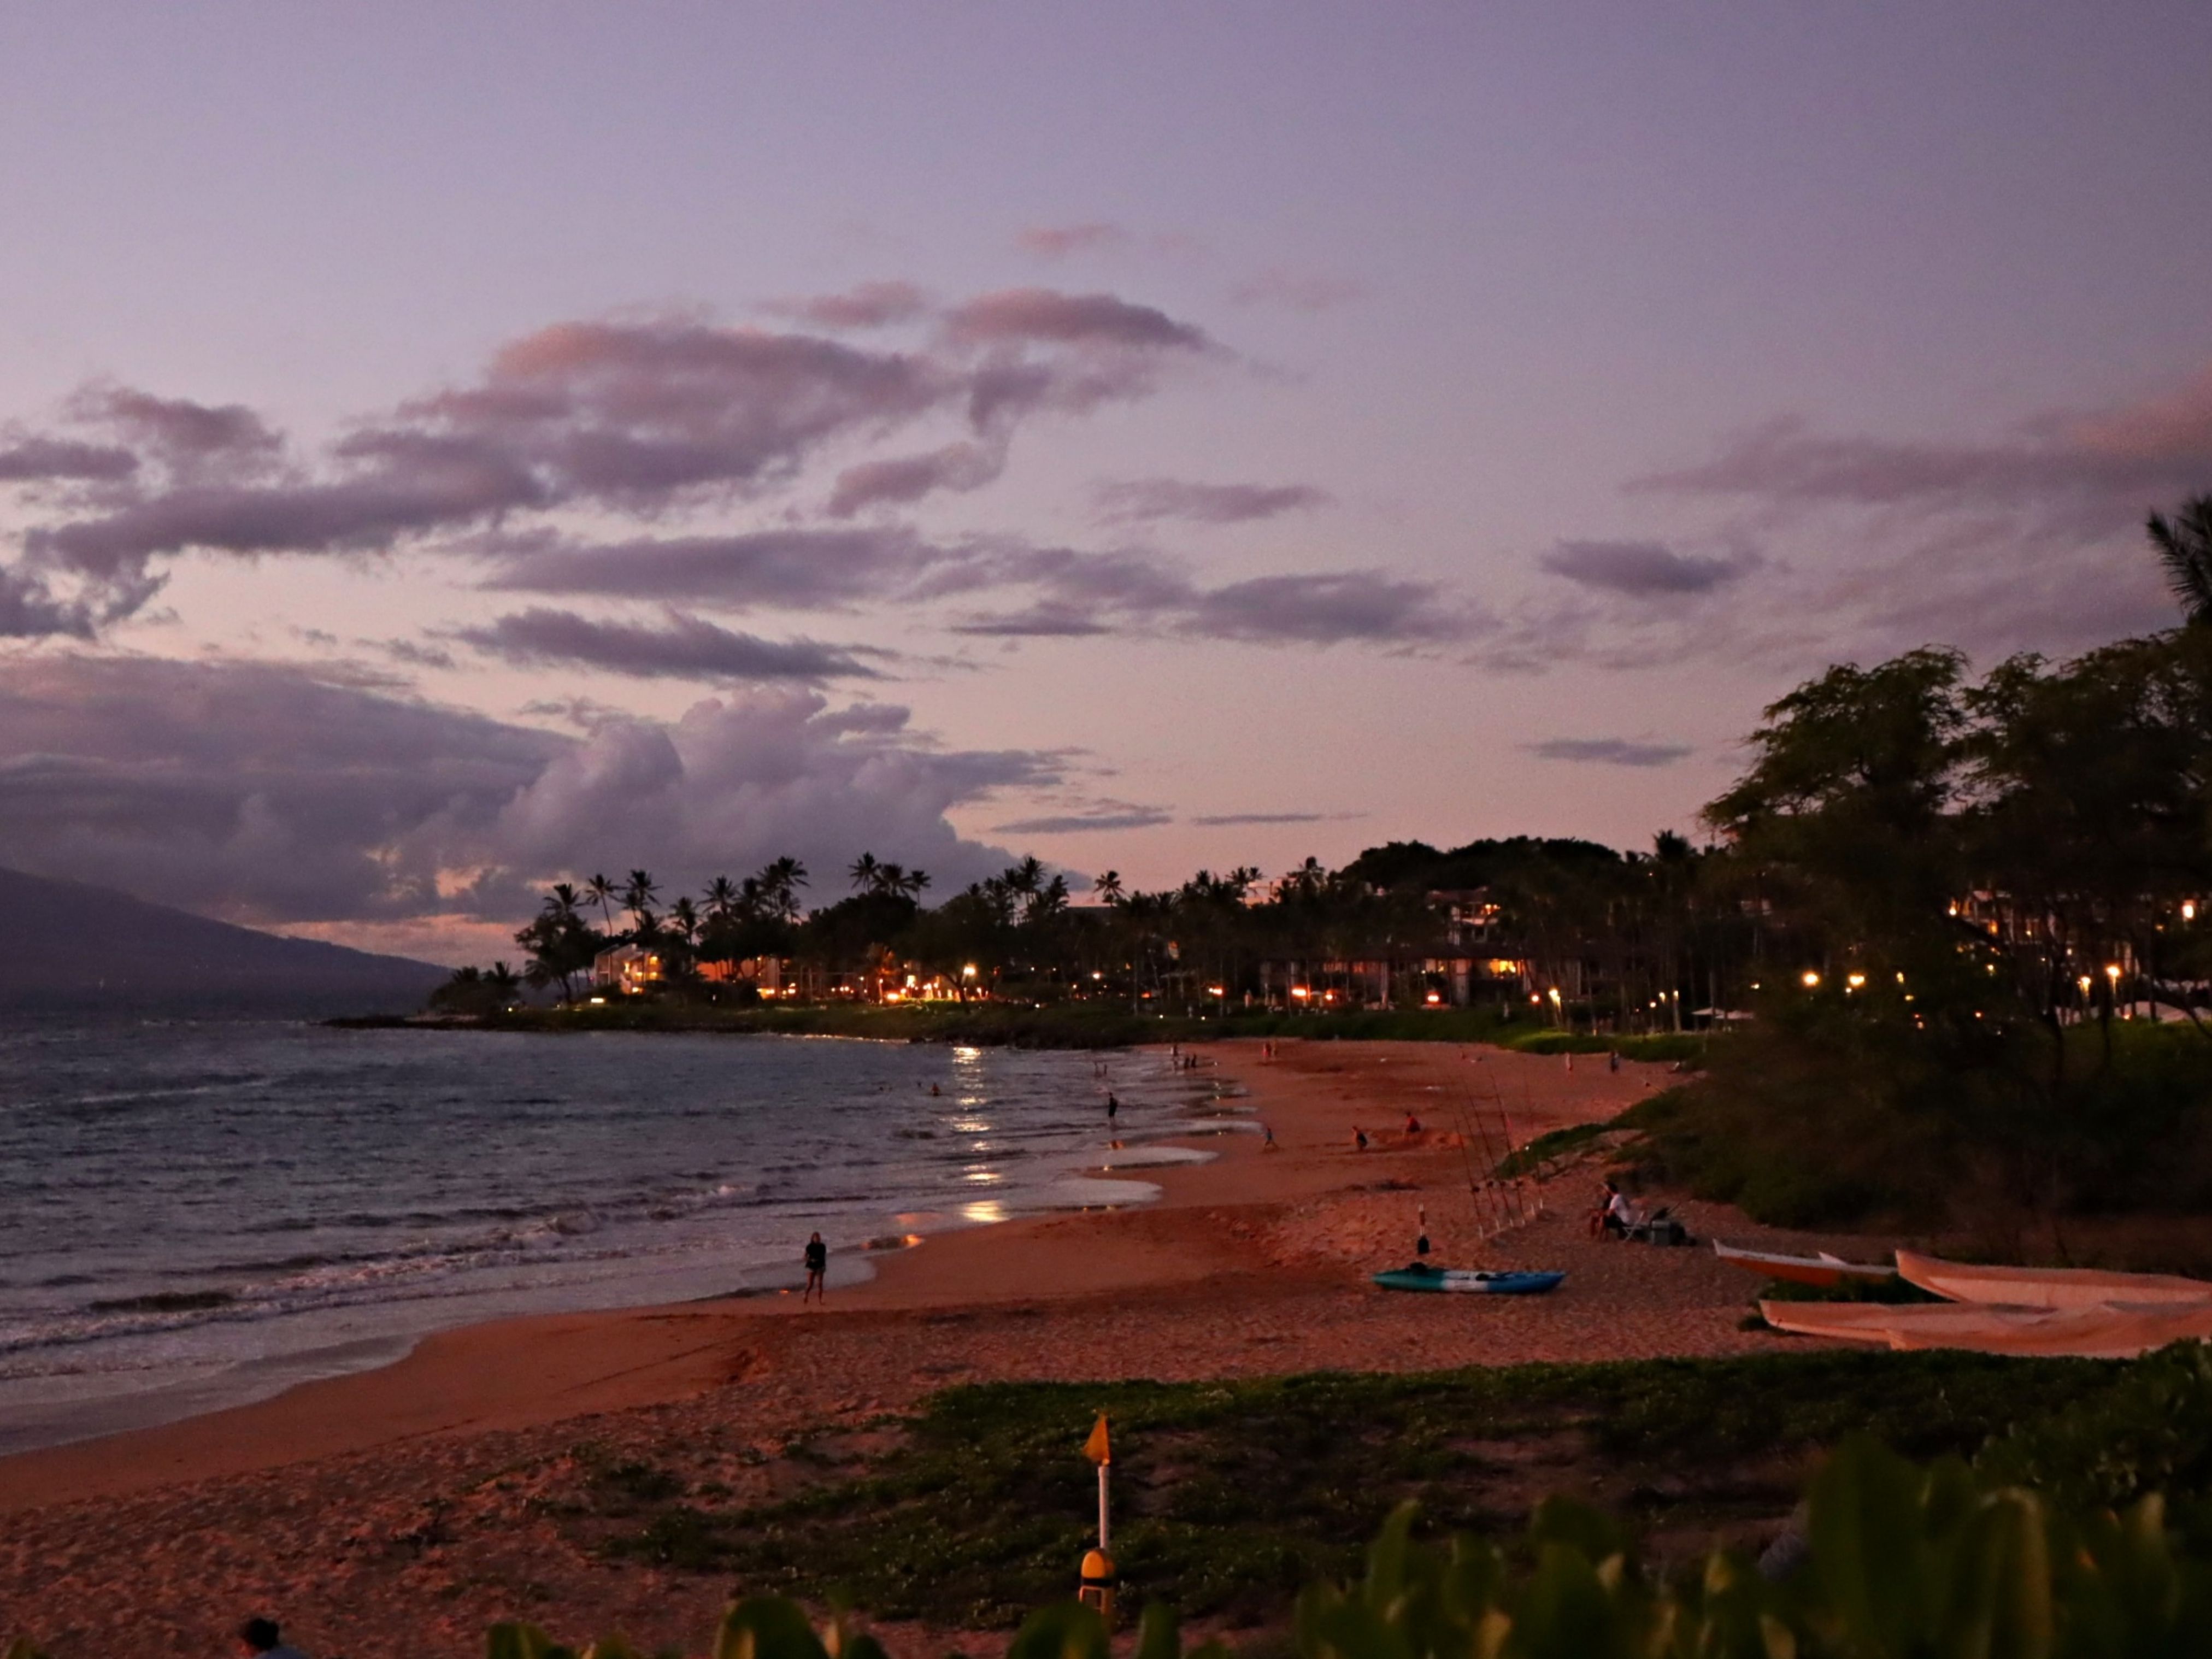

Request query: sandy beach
[{"left": 0, "top": 1038, "right": 1867, "bottom": 1656}]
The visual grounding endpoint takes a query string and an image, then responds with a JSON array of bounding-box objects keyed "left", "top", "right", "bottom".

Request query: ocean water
[{"left": 0, "top": 1019, "right": 1236, "bottom": 1455}]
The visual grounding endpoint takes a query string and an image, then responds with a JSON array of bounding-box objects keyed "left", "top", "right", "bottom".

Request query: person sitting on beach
[
  {"left": 1591, "top": 1180, "right": 1634, "bottom": 1239},
  {"left": 803, "top": 1232, "right": 828, "bottom": 1302},
  {"left": 238, "top": 1617, "right": 310, "bottom": 1659}
]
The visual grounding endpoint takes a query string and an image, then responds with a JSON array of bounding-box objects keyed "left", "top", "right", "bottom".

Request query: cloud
[
  {"left": 0, "top": 654, "right": 1053, "bottom": 940},
  {"left": 1635, "top": 369, "right": 2212, "bottom": 537},
  {"left": 826, "top": 440, "right": 1004, "bottom": 517},
  {"left": 992, "top": 807, "right": 1172, "bottom": 834},
  {"left": 1228, "top": 270, "right": 1366, "bottom": 311},
  {"left": 73, "top": 385, "right": 283, "bottom": 478},
  {"left": 1523, "top": 737, "right": 1693, "bottom": 767},
  {"left": 1015, "top": 223, "right": 1131, "bottom": 260},
  {"left": 0, "top": 290, "right": 1227, "bottom": 636},
  {"left": 457, "top": 608, "right": 887, "bottom": 683},
  {"left": 760, "top": 280, "right": 930, "bottom": 330},
  {"left": 1539, "top": 539, "right": 1758, "bottom": 596},
  {"left": 1092, "top": 477, "right": 1332, "bottom": 526},
  {"left": 944, "top": 289, "right": 1209, "bottom": 352},
  {"left": 1187, "top": 811, "right": 1348, "bottom": 826},
  {"left": 0, "top": 436, "right": 138, "bottom": 483},
  {"left": 1189, "top": 572, "right": 1478, "bottom": 645}
]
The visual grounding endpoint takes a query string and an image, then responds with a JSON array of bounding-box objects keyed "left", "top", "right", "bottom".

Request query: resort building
[{"left": 592, "top": 943, "right": 664, "bottom": 995}]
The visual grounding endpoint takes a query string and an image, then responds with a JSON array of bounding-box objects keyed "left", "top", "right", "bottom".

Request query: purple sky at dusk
[{"left": 2, "top": 3, "right": 2209, "bottom": 962}]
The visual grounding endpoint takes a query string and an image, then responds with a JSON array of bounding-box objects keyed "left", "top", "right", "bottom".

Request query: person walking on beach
[
  {"left": 238, "top": 1617, "right": 311, "bottom": 1659},
  {"left": 803, "top": 1232, "right": 828, "bottom": 1302},
  {"left": 1106, "top": 1091, "right": 1119, "bottom": 1123}
]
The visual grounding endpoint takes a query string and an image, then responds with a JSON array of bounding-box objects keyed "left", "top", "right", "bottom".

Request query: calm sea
[{"left": 0, "top": 1019, "right": 1234, "bottom": 1455}]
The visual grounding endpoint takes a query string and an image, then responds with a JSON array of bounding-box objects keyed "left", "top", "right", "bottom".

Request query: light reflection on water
[{"left": 0, "top": 1020, "right": 1227, "bottom": 1454}]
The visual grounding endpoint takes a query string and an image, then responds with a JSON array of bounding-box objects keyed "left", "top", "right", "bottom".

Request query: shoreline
[
  {"left": 1, "top": 1038, "right": 1862, "bottom": 1657},
  {"left": 0, "top": 1038, "right": 1696, "bottom": 1514}
]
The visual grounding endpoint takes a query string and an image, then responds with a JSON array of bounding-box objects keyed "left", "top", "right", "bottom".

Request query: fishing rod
[
  {"left": 1441, "top": 1052, "right": 1501, "bottom": 1239},
  {"left": 1450, "top": 1057, "right": 1515, "bottom": 1236}
]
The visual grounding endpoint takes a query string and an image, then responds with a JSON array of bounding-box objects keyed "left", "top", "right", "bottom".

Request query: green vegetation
[
  {"left": 497, "top": 1439, "right": 2212, "bottom": 1653},
  {"left": 557, "top": 1354, "right": 2122, "bottom": 1628},
  {"left": 26, "top": 1350, "right": 2212, "bottom": 1655}
]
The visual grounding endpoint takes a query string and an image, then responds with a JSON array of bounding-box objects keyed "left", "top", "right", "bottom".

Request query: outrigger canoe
[
  {"left": 1713, "top": 1240, "right": 1895, "bottom": 1289},
  {"left": 1895, "top": 1250, "right": 2212, "bottom": 1311},
  {"left": 1372, "top": 1264, "right": 1564, "bottom": 1295},
  {"left": 1760, "top": 1297, "right": 2212, "bottom": 1360}
]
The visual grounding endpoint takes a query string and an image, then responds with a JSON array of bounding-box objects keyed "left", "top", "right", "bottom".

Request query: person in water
[
  {"left": 803, "top": 1232, "right": 828, "bottom": 1301},
  {"left": 1415, "top": 1205, "right": 1431, "bottom": 1258},
  {"left": 1352, "top": 1126, "right": 1369, "bottom": 1152},
  {"left": 1106, "top": 1092, "right": 1119, "bottom": 1122}
]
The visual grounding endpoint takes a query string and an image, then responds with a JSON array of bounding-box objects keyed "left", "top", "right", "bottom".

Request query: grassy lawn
[{"left": 561, "top": 1352, "right": 2114, "bottom": 1629}]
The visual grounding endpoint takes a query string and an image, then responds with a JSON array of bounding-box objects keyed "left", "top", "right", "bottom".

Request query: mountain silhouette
[{"left": 0, "top": 866, "right": 445, "bottom": 1016}]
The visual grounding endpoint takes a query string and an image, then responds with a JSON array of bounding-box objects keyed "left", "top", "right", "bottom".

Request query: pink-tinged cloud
[
  {"left": 0, "top": 654, "right": 1052, "bottom": 931},
  {"left": 1014, "top": 222, "right": 1131, "bottom": 260},
  {"left": 0, "top": 436, "right": 138, "bottom": 483},
  {"left": 826, "top": 441, "right": 1004, "bottom": 517},
  {"left": 1636, "top": 367, "right": 2212, "bottom": 531},
  {"left": 944, "top": 288, "right": 1209, "bottom": 351},
  {"left": 1092, "top": 476, "right": 1332, "bottom": 525},
  {"left": 458, "top": 608, "right": 888, "bottom": 683},
  {"left": 1539, "top": 540, "right": 1758, "bottom": 596},
  {"left": 760, "top": 280, "right": 932, "bottom": 330},
  {"left": 0, "top": 290, "right": 1230, "bottom": 637}
]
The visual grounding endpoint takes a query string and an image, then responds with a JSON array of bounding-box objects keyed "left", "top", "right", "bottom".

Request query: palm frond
[{"left": 2148, "top": 494, "right": 2212, "bottom": 623}]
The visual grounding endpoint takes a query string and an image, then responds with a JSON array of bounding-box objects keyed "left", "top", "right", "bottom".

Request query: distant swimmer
[
  {"left": 803, "top": 1231, "right": 828, "bottom": 1302},
  {"left": 1353, "top": 1126, "right": 1369, "bottom": 1152}
]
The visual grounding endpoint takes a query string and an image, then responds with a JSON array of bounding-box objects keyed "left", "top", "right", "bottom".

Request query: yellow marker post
[{"left": 1078, "top": 1413, "right": 1116, "bottom": 1626}]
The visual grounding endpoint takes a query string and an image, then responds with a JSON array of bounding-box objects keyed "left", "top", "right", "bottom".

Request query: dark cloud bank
[{"left": 0, "top": 654, "right": 1049, "bottom": 931}]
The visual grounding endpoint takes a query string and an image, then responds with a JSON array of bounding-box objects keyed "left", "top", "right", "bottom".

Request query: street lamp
[{"left": 1801, "top": 970, "right": 1821, "bottom": 989}]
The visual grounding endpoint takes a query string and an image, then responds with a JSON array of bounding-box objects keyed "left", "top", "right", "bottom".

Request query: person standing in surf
[{"left": 803, "top": 1232, "right": 828, "bottom": 1302}]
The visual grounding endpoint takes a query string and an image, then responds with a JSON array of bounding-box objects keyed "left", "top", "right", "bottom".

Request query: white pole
[{"left": 1097, "top": 1461, "right": 1111, "bottom": 1551}]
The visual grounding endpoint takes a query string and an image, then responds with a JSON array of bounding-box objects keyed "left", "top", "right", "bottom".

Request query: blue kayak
[{"left": 1372, "top": 1264, "right": 1565, "bottom": 1295}]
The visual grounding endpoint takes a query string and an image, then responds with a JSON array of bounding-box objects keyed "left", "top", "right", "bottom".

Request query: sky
[{"left": 1, "top": 2, "right": 2209, "bottom": 963}]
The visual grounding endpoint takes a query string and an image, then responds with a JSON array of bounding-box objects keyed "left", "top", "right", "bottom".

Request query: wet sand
[{"left": 0, "top": 1038, "right": 1859, "bottom": 1656}]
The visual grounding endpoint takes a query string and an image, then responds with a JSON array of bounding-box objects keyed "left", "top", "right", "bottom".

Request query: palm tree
[
  {"left": 1093, "top": 870, "right": 1124, "bottom": 905},
  {"left": 900, "top": 867, "right": 932, "bottom": 899},
  {"left": 545, "top": 882, "right": 583, "bottom": 923},
  {"left": 2149, "top": 495, "right": 2212, "bottom": 624},
  {"left": 623, "top": 869, "right": 660, "bottom": 931},
  {"left": 586, "top": 873, "right": 617, "bottom": 932},
  {"left": 1008, "top": 856, "right": 1044, "bottom": 898},
  {"left": 487, "top": 961, "right": 521, "bottom": 1003},
  {"left": 669, "top": 896, "right": 701, "bottom": 947},
  {"left": 848, "top": 852, "right": 881, "bottom": 893},
  {"left": 757, "top": 856, "right": 808, "bottom": 922},
  {"left": 704, "top": 874, "right": 739, "bottom": 921},
  {"left": 876, "top": 861, "right": 907, "bottom": 897}
]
